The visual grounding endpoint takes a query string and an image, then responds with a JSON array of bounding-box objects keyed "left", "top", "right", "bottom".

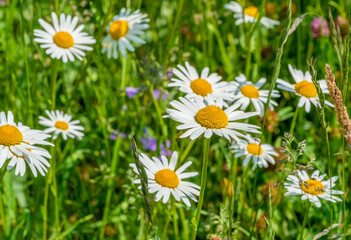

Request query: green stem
[
  {"left": 99, "top": 136, "right": 123, "bottom": 240},
  {"left": 0, "top": 160, "right": 10, "bottom": 183},
  {"left": 42, "top": 169, "right": 50, "bottom": 240},
  {"left": 51, "top": 61, "right": 58, "bottom": 110},
  {"left": 52, "top": 146, "right": 61, "bottom": 238},
  {"left": 299, "top": 202, "right": 311, "bottom": 240},
  {"left": 121, "top": 55, "right": 129, "bottom": 90},
  {"left": 146, "top": 81, "right": 168, "bottom": 138},
  {"left": 191, "top": 137, "right": 211, "bottom": 240},
  {"left": 289, "top": 107, "right": 299, "bottom": 135}
]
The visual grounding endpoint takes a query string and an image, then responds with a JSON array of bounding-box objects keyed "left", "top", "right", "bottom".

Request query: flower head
[
  {"left": 231, "top": 74, "right": 280, "bottom": 116},
  {"left": 0, "top": 111, "right": 53, "bottom": 177},
  {"left": 310, "top": 17, "right": 330, "bottom": 39},
  {"left": 102, "top": 8, "right": 149, "bottom": 59},
  {"left": 126, "top": 87, "right": 140, "bottom": 98},
  {"left": 170, "top": 62, "right": 236, "bottom": 105},
  {"left": 225, "top": 1, "right": 280, "bottom": 29},
  {"left": 284, "top": 170, "right": 343, "bottom": 207},
  {"left": 130, "top": 151, "right": 200, "bottom": 206},
  {"left": 277, "top": 64, "right": 334, "bottom": 112},
  {"left": 231, "top": 136, "right": 278, "bottom": 168},
  {"left": 39, "top": 110, "right": 84, "bottom": 140},
  {"left": 34, "top": 12, "right": 96, "bottom": 62},
  {"left": 165, "top": 95, "right": 260, "bottom": 141}
]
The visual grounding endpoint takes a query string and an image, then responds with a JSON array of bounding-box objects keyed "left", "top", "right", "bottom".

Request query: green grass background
[{"left": 0, "top": 0, "right": 350, "bottom": 239}]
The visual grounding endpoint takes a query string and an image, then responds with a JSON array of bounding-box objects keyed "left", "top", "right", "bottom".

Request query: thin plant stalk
[
  {"left": 299, "top": 202, "right": 311, "bottom": 240},
  {"left": 289, "top": 107, "right": 300, "bottom": 135},
  {"left": 191, "top": 137, "right": 211, "bottom": 240},
  {"left": 146, "top": 80, "right": 168, "bottom": 138},
  {"left": 99, "top": 135, "right": 123, "bottom": 240},
  {"left": 0, "top": 160, "right": 10, "bottom": 183}
]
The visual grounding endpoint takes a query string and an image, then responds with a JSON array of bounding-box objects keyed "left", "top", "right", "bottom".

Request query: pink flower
[{"left": 311, "top": 17, "right": 330, "bottom": 39}]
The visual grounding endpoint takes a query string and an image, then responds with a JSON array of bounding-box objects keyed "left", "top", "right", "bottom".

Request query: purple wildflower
[
  {"left": 153, "top": 89, "right": 160, "bottom": 100},
  {"left": 126, "top": 87, "right": 140, "bottom": 98},
  {"left": 160, "top": 140, "right": 172, "bottom": 157},
  {"left": 140, "top": 128, "right": 157, "bottom": 151}
]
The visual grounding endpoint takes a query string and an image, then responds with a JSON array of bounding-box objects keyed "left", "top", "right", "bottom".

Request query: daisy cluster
[
  {"left": 2, "top": 1, "right": 341, "bottom": 211},
  {"left": 0, "top": 110, "right": 84, "bottom": 177}
]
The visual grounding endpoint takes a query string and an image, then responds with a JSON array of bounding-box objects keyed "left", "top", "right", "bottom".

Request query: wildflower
[
  {"left": 230, "top": 136, "right": 278, "bottom": 168},
  {"left": 0, "top": 111, "right": 53, "bottom": 176},
  {"left": 284, "top": 170, "right": 343, "bottom": 207},
  {"left": 126, "top": 87, "right": 140, "bottom": 98},
  {"left": 130, "top": 151, "right": 200, "bottom": 206},
  {"left": 102, "top": 8, "right": 149, "bottom": 59},
  {"left": 39, "top": 110, "right": 84, "bottom": 140},
  {"left": 336, "top": 16, "right": 349, "bottom": 38},
  {"left": 153, "top": 89, "right": 160, "bottom": 100},
  {"left": 277, "top": 64, "right": 334, "bottom": 113},
  {"left": 165, "top": 95, "right": 260, "bottom": 141},
  {"left": 160, "top": 140, "right": 172, "bottom": 157},
  {"left": 225, "top": 1, "right": 280, "bottom": 29},
  {"left": 310, "top": 17, "right": 330, "bottom": 39},
  {"left": 110, "top": 130, "right": 126, "bottom": 140},
  {"left": 231, "top": 74, "right": 280, "bottom": 116},
  {"left": 170, "top": 62, "right": 236, "bottom": 104},
  {"left": 34, "top": 12, "right": 96, "bottom": 63},
  {"left": 140, "top": 128, "right": 157, "bottom": 151}
]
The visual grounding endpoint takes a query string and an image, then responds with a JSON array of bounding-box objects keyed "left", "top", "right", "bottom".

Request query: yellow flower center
[
  {"left": 109, "top": 20, "right": 129, "bottom": 40},
  {"left": 55, "top": 121, "right": 69, "bottom": 130},
  {"left": 53, "top": 31, "right": 74, "bottom": 49},
  {"left": 301, "top": 179, "right": 325, "bottom": 195},
  {"left": 294, "top": 81, "right": 318, "bottom": 98},
  {"left": 195, "top": 105, "right": 229, "bottom": 129},
  {"left": 0, "top": 125, "right": 23, "bottom": 146},
  {"left": 244, "top": 6, "right": 259, "bottom": 19},
  {"left": 190, "top": 78, "right": 213, "bottom": 97},
  {"left": 240, "top": 85, "right": 259, "bottom": 98},
  {"left": 246, "top": 143, "right": 263, "bottom": 155},
  {"left": 155, "top": 169, "right": 179, "bottom": 188}
]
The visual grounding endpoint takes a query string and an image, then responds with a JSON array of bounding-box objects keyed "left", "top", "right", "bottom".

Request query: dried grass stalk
[{"left": 325, "top": 64, "right": 351, "bottom": 144}]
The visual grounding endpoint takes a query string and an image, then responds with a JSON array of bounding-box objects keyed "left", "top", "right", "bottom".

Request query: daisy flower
[
  {"left": 0, "top": 111, "right": 53, "bottom": 176},
  {"left": 34, "top": 12, "right": 96, "bottom": 63},
  {"left": 232, "top": 74, "right": 280, "bottom": 116},
  {"left": 7, "top": 141, "right": 51, "bottom": 177},
  {"left": 102, "top": 8, "right": 150, "bottom": 59},
  {"left": 130, "top": 151, "right": 200, "bottom": 206},
  {"left": 230, "top": 136, "right": 278, "bottom": 168},
  {"left": 225, "top": 1, "right": 280, "bottom": 29},
  {"left": 277, "top": 64, "right": 334, "bottom": 112},
  {"left": 284, "top": 170, "right": 343, "bottom": 207},
  {"left": 169, "top": 62, "right": 236, "bottom": 104},
  {"left": 164, "top": 95, "right": 260, "bottom": 141},
  {"left": 39, "top": 110, "right": 84, "bottom": 140}
]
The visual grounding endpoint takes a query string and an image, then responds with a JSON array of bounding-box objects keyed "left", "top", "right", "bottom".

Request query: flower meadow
[{"left": 1, "top": 0, "right": 351, "bottom": 239}]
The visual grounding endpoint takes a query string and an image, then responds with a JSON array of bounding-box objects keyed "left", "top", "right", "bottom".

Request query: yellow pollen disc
[
  {"left": 301, "top": 179, "right": 325, "bottom": 195},
  {"left": 240, "top": 85, "right": 259, "bottom": 98},
  {"left": 155, "top": 169, "right": 179, "bottom": 188},
  {"left": 246, "top": 143, "right": 263, "bottom": 155},
  {"left": 55, "top": 121, "right": 69, "bottom": 130},
  {"left": 294, "top": 81, "right": 318, "bottom": 98},
  {"left": 0, "top": 125, "right": 23, "bottom": 146},
  {"left": 190, "top": 78, "right": 213, "bottom": 97},
  {"left": 244, "top": 6, "right": 259, "bottom": 19},
  {"left": 109, "top": 20, "right": 129, "bottom": 40},
  {"left": 195, "top": 105, "right": 229, "bottom": 129},
  {"left": 53, "top": 31, "right": 74, "bottom": 49}
]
